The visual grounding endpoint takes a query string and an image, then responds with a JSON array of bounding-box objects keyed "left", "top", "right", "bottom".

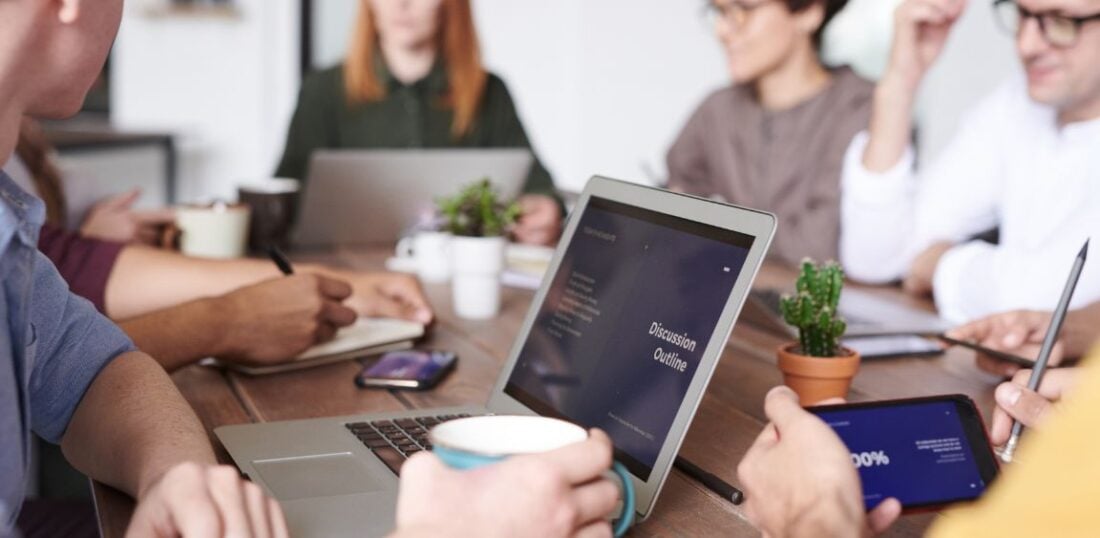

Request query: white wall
[
  {"left": 111, "top": 0, "right": 300, "bottom": 203},
  {"left": 112, "top": 0, "right": 1019, "bottom": 201}
]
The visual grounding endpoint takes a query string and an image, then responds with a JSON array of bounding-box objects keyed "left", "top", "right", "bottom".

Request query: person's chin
[
  {"left": 727, "top": 63, "right": 758, "bottom": 86},
  {"left": 1026, "top": 68, "right": 1068, "bottom": 105}
]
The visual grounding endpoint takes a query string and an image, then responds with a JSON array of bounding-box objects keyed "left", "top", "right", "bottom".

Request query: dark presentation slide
[{"left": 505, "top": 197, "right": 753, "bottom": 479}]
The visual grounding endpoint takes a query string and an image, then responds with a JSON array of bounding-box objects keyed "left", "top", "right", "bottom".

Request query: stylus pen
[
  {"left": 674, "top": 456, "right": 744, "bottom": 505},
  {"left": 267, "top": 245, "right": 295, "bottom": 276},
  {"left": 1001, "top": 238, "right": 1088, "bottom": 463}
]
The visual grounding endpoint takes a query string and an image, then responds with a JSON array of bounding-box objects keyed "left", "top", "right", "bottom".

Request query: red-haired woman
[{"left": 276, "top": 0, "right": 560, "bottom": 245}]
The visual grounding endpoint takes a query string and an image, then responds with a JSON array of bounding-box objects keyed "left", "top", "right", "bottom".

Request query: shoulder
[
  {"left": 829, "top": 66, "right": 875, "bottom": 114},
  {"left": 694, "top": 85, "right": 747, "bottom": 116},
  {"left": 677, "top": 86, "right": 747, "bottom": 132},
  {"left": 482, "top": 71, "right": 514, "bottom": 102},
  {"left": 299, "top": 65, "right": 346, "bottom": 100}
]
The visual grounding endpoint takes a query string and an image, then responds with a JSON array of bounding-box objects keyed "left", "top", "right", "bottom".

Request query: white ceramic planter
[{"left": 450, "top": 236, "right": 506, "bottom": 320}]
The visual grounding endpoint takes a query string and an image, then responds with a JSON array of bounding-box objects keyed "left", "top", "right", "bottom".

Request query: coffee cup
[
  {"left": 175, "top": 202, "right": 250, "bottom": 259},
  {"left": 395, "top": 231, "right": 452, "bottom": 283},
  {"left": 237, "top": 178, "right": 300, "bottom": 252},
  {"left": 429, "top": 415, "right": 635, "bottom": 536}
]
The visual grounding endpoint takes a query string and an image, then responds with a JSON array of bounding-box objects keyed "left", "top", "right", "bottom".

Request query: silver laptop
[
  {"left": 216, "top": 176, "right": 776, "bottom": 537},
  {"left": 294, "top": 149, "right": 532, "bottom": 247},
  {"left": 742, "top": 287, "right": 951, "bottom": 337}
]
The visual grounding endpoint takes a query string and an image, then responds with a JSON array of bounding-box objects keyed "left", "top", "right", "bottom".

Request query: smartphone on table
[
  {"left": 809, "top": 395, "right": 1000, "bottom": 513},
  {"left": 355, "top": 350, "right": 457, "bottom": 390}
]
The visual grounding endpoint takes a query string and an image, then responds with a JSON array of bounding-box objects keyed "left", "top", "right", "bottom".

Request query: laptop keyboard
[{"left": 345, "top": 414, "right": 473, "bottom": 475}]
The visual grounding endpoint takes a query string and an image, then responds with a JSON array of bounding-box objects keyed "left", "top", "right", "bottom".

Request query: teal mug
[{"left": 430, "top": 415, "right": 635, "bottom": 536}]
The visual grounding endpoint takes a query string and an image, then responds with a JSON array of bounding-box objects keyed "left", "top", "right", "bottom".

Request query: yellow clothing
[{"left": 928, "top": 354, "right": 1100, "bottom": 537}]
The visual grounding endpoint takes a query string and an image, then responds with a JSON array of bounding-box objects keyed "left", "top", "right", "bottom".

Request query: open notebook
[{"left": 218, "top": 318, "right": 425, "bottom": 376}]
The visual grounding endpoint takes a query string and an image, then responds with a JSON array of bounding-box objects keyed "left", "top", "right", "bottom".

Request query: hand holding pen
[{"left": 998, "top": 239, "right": 1088, "bottom": 463}]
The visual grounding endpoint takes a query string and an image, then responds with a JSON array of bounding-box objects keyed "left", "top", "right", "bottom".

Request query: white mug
[
  {"left": 396, "top": 231, "right": 452, "bottom": 283},
  {"left": 176, "top": 203, "right": 250, "bottom": 259}
]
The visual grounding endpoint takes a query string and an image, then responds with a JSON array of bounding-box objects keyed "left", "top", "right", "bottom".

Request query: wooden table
[{"left": 93, "top": 249, "right": 1007, "bottom": 537}]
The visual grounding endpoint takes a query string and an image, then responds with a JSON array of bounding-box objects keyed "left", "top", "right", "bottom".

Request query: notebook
[{"left": 219, "top": 318, "right": 425, "bottom": 376}]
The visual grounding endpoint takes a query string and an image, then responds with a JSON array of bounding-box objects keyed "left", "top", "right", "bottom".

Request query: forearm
[
  {"left": 839, "top": 133, "right": 917, "bottom": 282},
  {"left": 61, "top": 351, "right": 216, "bottom": 499},
  {"left": 105, "top": 246, "right": 281, "bottom": 319},
  {"left": 862, "top": 75, "right": 917, "bottom": 172},
  {"left": 119, "top": 298, "right": 231, "bottom": 372}
]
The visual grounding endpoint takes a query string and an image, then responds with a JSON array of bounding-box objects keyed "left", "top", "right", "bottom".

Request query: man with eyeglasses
[{"left": 838, "top": 0, "right": 1100, "bottom": 323}]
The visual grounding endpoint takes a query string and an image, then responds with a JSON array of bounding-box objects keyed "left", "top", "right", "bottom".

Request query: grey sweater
[{"left": 666, "top": 67, "right": 873, "bottom": 266}]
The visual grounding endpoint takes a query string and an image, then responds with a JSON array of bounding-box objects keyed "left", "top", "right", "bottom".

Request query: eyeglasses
[
  {"left": 703, "top": 0, "right": 774, "bottom": 28},
  {"left": 993, "top": 0, "right": 1100, "bottom": 48}
]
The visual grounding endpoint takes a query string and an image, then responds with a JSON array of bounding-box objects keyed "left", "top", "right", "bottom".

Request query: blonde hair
[{"left": 344, "top": 0, "right": 488, "bottom": 138}]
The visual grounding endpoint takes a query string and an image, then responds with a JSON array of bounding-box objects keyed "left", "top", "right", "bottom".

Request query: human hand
[
  {"left": 885, "top": 0, "right": 968, "bottom": 92},
  {"left": 81, "top": 189, "right": 176, "bottom": 246},
  {"left": 215, "top": 274, "right": 358, "bottom": 365},
  {"left": 126, "top": 462, "right": 288, "bottom": 538},
  {"left": 327, "top": 270, "right": 434, "bottom": 324},
  {"left": 737, "top": 387, "right": 901, "bottom": 537},
  {"left": 903, "top": 241, "right": 953, "bottom": 297},
  {"left": 393, "top": 429, "right": 620, "bottom": 538},
  {"left": 513, "top": 194, "right": 562, "bottom": 246},
  {"left": 946, "top": 310, "right": 1062, "bottom": 377},
  {"left": 990, "top": 368, "right": 1079, "bottom": 446}
]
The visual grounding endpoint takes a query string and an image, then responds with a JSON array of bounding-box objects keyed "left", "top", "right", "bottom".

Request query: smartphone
[
  {"left": 355, "top": 350, "right": 457, "bottom": 390},
  {"left": 809, "top": 395, "right": 1000, "bottom": 513},
  {"left": 938, "top": 335, "right": 1036, "bottom": 367},
  {"left": 842, "top": 335, "right": 944, "bottom": 360}
]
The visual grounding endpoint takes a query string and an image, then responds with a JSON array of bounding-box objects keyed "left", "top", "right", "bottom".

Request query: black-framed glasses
[
  {"left": 993, "top": 0, "right": 1100, "bottom": 47},
  {"left": 703, "top": 0, "right": 775, "bottom": 28}
]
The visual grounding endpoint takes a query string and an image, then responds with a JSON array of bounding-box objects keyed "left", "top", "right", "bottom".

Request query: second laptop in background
[{"left": 295, "top": 149, "right": 532, "bottom": 248}]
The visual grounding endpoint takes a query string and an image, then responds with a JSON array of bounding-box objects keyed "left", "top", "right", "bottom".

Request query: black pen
[
  {"left": 674, "top": 456, "right": 744, "bottom": 505},
  {"left": 267, "top": 245, "right": 295, "bottom": 276},
  {"left": 1000, "top": 238, "right": 1088, "bottom": 463}
]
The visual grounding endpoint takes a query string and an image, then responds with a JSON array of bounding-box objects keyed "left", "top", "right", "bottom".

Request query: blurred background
[{"left": 56, "top": 0, "right": 1017, "bottom": 208}]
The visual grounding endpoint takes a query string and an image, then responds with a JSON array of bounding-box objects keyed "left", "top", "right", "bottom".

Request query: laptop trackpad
[{"left": 253, "top": 453, "right": 382, "bottom": 501}]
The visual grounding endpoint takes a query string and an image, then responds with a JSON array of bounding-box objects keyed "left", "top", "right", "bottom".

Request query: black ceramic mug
[{"left": 237, "top": 178, "right": 300, "bottom": 252}]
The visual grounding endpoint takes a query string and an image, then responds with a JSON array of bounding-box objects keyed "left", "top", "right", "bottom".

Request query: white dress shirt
[{"left": 840, "top": 76, "right": 1100, "bottom": 323}]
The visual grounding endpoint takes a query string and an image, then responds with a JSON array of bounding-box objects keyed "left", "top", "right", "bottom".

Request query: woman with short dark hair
[{"left": 667, "top": 0, "right": 871, "bottom": 266}]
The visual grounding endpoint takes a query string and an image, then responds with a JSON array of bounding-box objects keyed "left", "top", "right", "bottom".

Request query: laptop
[
  {"left": 216, "top": 176, "right": 776, "bottom": 537},
  {"left": 742, "top": 287, "right": 951, "bottom": 338},
  {"left": 294, "top": 149, "right": 532, "bottom": 247}
]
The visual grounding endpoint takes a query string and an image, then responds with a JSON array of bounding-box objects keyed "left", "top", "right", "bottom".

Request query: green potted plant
[
  {"left": 437, "top": 179, "right": 520, "bottom": 320},
  {"left": 776, "top": 259, "right": 861, "bottom": 404}
]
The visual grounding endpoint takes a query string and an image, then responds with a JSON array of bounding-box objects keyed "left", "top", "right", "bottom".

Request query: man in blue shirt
[
  {"left": 0, "top": 1, "right": 289, "bottom": 536},
  {"left": 2, "top": 1, "right": 624, "bottom": 537}
]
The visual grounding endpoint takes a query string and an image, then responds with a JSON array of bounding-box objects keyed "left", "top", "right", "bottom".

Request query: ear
[
  {"left": 57, "top": 0, "right": 81, "bottom": 24},
  {"left": 794, "top": 1, "right": 826, "bottom": 37}
]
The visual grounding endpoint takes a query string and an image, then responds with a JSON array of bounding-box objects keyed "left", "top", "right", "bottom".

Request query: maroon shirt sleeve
[{"left": 37, "top": 224, "right": 125, "bottom": 314}]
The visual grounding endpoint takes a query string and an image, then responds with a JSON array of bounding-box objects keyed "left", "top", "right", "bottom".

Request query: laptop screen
[{"left": 504, "top": 196, "right": 755, "bottom": 479}]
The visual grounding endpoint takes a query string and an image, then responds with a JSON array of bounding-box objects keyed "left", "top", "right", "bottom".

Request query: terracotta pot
[{"left": 776, "top": 343, "right": 861, "bottom": 405}]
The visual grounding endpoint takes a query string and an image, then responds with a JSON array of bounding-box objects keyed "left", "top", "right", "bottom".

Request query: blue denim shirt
[{"left": 0, "top": 171, "right": 135, "bottom": 533}]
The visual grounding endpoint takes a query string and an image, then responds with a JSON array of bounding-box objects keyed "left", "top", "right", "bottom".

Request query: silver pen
[{"left": 1000, "top": 238, "right": 1089, "bottom": 463}]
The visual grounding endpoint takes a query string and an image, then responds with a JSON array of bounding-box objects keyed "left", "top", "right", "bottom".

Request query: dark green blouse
[{"left": 274, "top": 63, "right": 555, "bottom": 197}]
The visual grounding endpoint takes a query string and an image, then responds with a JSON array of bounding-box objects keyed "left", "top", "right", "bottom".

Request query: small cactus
[{"left": 778, "top": 259, "right": 848, "bottom": 357}]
